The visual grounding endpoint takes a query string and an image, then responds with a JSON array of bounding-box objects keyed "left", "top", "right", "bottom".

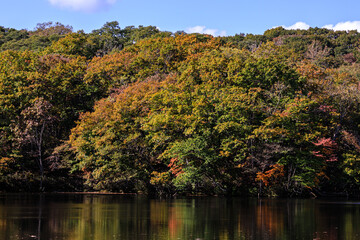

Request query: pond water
[{"left": 0, "top": 194, "right": 359, "bottom": 240}]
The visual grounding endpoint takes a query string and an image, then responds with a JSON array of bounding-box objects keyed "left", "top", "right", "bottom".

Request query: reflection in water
[{"left": 0, "top": 194, "right": 359, "bottom": 240}]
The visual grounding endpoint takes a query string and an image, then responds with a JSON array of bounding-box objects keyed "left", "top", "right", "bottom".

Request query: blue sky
[{"left": 2, "top": 0, "right": 360, "bottom": 36}]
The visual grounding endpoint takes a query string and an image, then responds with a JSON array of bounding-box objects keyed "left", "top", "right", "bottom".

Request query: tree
[
  {"left": 13, "top": 98, "right": 57, "bottom": 190},
  {"left": 45, "top": 32, "right": 94, "bottom": 58},
  {"left": 33, "top": 22, "right": 73, "bottom": 36}
]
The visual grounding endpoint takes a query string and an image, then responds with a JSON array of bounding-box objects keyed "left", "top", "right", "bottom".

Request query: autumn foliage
[{"left": 1, "top": 23, "right": 360, "bottom": 197}]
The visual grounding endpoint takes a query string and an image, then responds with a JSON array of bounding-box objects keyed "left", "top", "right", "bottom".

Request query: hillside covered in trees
[{"left": 1, "top": 21, "right": 360, "bottom": 197}]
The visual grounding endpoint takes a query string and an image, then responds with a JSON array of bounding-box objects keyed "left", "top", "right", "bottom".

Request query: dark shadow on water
[{"left": 0, "top": 194, "right": 360, "bottom": 240}]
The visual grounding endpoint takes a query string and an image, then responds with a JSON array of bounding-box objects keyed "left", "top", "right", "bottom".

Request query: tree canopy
[{"left": 1, "top": 22, "right": 360, "bottom": 197}]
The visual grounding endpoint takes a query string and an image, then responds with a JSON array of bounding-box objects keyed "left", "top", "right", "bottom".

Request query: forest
[{"left": 1, "top": 21, "right": 360, "bottom": 197}]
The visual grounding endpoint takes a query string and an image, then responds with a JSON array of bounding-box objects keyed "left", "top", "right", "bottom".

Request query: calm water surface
[{"left": 0, "top": 194, "right": 359, "bottom": 240}]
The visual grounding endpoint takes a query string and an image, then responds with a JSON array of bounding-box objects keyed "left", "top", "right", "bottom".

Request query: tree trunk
[{"left": 38, "top": 122, "right": 45, "bottom": 191}]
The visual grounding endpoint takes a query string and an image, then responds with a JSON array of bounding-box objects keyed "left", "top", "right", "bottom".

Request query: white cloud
[
  {"left": 277, "top": 21, "right": 360, "bottom": 32},
  {"left": 186, "top": 26, "right": 227, "bottom": 36},
  {"left": 323, "top": 21, "right": 360, "bottom": 31},
  {"left": 48, "top": 0, "right": 116, "bottom": 12},
  {"left": 283, "top": 22, "right": 310, "bottom": 30}
]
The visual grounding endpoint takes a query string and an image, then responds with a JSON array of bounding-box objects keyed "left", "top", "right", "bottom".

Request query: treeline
[{"left": 1, "top": 22, "right": 360, "bottom": 197}]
